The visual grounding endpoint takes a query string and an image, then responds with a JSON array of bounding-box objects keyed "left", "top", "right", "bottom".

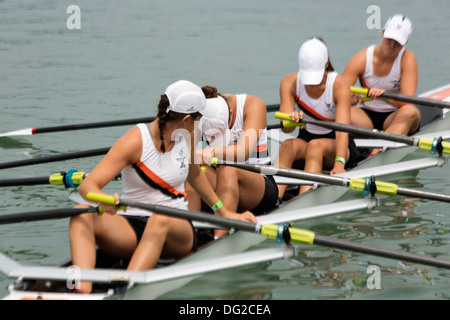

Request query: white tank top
[
  {"left": 120, "top": 123, "right": 189, "bottom": 217},
  {"left": 296, "top": 71, "right": 338, "bottom": 135},
  {"left": 360, "top": 45, "right": 405, "bottom": 112},
  {"left": 229, "top": 94, "right": 271, "bottom": 164}
]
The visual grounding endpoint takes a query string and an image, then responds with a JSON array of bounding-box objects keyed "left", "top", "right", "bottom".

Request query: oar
[
  {"left": 0, "top": 117, "right": 155, "bottom": 138},
  {"left": 0, "top": 170, "right": 122, "bottom": 188},
  {"left": 214, "top": 161, "right": 450, "bottom": 202},
  {"left": 275, "top": 112, "right": 450, "bottom": 155},
  {"left": 86, "top": 192, "right": 450, "bottom": 269},
  {"left": 351, "top": 86, "right": 450, "bottom": 109},
  {"left": 0, "top": 207, "right": 99, "bottom": 225},
  {"left": 0, "top": 170, "right": 86, "bottom": 188},
  {"left": 0, "top": 147, "right": 110, "bottom": 170},
  {"left": 0, "top": 105, "right": 281, "bottom": 138}
]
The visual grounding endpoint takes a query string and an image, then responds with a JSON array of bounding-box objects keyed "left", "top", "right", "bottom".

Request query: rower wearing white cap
[
  {"left": 69, "top": 80, "right": 256, "bottom": 293},
  {"left": 186, "top": 86, "right": 278, "bottom": 237},
  {"left": 275, "top": 37, "right": 358, "bottom": 197},
  {"left": 342, "top": 15, "right": 420, "bottom": 156}
]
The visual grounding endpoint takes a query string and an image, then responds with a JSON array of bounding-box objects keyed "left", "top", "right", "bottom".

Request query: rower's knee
[
  {"left": 216, "top": 165, "right": 238, "bottom": 181},
  {"left": 400, "top": 104, "right": 421, "bottom": 133}
]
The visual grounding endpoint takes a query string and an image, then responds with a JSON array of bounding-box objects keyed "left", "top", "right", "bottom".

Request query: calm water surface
[{"left": 0, "top": 0, "right": 449, "bottom": 300}]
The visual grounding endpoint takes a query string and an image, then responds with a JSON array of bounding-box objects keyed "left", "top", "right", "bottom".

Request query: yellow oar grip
[
  {"left": 349, "top": 178, "right": 398, "bottom": 196},
  {"left": 350, "top": 86, "right": 369, "bottom": 96},
  {"left": 86, "top": 192, "right": 116, "bottom": 205},
  {"left": 282, "top": 120, "right": 304, "bottom": 128},
  {"left": 274, "top": 112, "right": 293, "bottom": 121},
  {"left": 260, "top": 224, "right": 315, "bottom": 245},
  {"left": 86, "top": 192, "right": 128, "bottom": 215},
  {"left": 274, "top": 112, "right": 306, "bottom": 128}
]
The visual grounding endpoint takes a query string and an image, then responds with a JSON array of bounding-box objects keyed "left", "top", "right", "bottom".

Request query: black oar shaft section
[
  {"left": 0, "top": 176, "right": 51, "bottom": 187},
  {"left": 397, "top": 187, "right": 450, "bottom": 203},
  {"left": 314, "top": 235, "right": 450, "bottom": 269},
  {"left": 34, "top": 117, "right": 156, "bottom": 134},
  {"left": 351, "top": 86, "right": 450, "bottom": 109},
  {"left": 0, "top": 208, "right": 95, "bottom": 225},
  {"left": 219, "top": 162, "right": 348, "bottom": 187},
  {"left": 275, "top": 112, "right": 416, "bottom": 146},
  {"left": 0, "top": 147, "right": 110, "bottom": 170},
  {"left": 120, "top": 200, "right": 258, "bottom": 233}
]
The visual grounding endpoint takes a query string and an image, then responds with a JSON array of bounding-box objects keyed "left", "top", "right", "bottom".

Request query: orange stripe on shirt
[
  {"left": 255, "top": 141, "right": 268, "bottom": 152},
  {"left": 295, "top": 96, "right": 335, "bottom": 122},
  {"left": 135, "top": 160, "right": 187, "bottom": 198}
]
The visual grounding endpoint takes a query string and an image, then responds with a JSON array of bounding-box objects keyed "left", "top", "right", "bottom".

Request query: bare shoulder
[
  {"left": 244, "top": 95, "right": 266, "bottom": 111},
  {"left": 243, "top": 95, "right": 267, "bottom": 128},
  {"left": 111, "top": 125, "right": 143, "bottom": 164},
  {"left": 401, "top": 49, "right": 418, "bottom": 67},
  {"left": 342, "top": 48, "right": 367, "bottom": 84},
  {"left": 333, "top": 75, "right": 351, "bottom": 101},
  {"left": 280, "top": 73, "right": 297, "bottom": 87}
]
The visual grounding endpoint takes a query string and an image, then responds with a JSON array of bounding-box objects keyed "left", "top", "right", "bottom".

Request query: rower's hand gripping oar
[
  {"left": 351, "top": 86, "right": 450, "bottom": 109},
  {"left": 86, "top": 192, "right": 450, "bottom": 269},
  {"left": 275, "top": 112, "right": 450, "bottom": 156}
]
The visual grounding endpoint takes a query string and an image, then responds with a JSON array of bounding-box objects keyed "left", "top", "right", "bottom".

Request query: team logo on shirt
[
  {"left": 325, "top": 102, "right": 335, "bottom": 111},
  {"left": 391, "top": 79, "right": 401, "bottom": 89}
]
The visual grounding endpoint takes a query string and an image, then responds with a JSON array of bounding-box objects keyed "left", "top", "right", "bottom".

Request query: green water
[{"left": 0, "top": 0, "right": 449, "bottom": 300}]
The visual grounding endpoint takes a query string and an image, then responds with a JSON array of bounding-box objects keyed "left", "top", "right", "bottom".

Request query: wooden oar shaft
[{"left": 351, "top": 86, "right": 450, "bottom": 109}]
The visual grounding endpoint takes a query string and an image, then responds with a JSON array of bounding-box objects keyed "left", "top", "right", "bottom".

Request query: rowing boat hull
[
  {"left": 117, "top": 84, "right": 450, "bottom": 300},
  {"left": 3, "top": 84, "right": 450, "bottom": 300}
]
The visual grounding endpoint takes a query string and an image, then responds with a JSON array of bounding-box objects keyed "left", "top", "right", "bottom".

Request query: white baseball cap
[
  {"left": 298, "top": 38, "right": 328, "bottom": 85},
  {"left": 199, "top": 97, "right": 230, "bottom": 147},
  {"left": 165, "top": 80, "right": 217, "bottom": 118},
  {"left": 383, "top": 15, "right": 413, "bottom": 46}
]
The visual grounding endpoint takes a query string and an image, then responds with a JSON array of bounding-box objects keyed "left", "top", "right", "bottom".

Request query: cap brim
[
  {"left": 299, "top": 68, "right": 325, "bottom": 85},
  {"left": 200, "top": 97, "right": 229, "bottom": 119},
  {"left": 383, "top": 30, "right": 407, "bottom": 46}
]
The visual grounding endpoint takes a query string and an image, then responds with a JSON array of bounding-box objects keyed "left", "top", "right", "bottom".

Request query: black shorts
[
  {"left": 250, "top": 174, "right": 279, "bottom": 216},
  {"left": 361, "top": 108, "right": 394, "bottom": 131},
  {"left": 297, "top": 129, "right": 359, "bottom": 169},
  {"left": 123, "top": 215, "right": 197, "bottom": 252}
]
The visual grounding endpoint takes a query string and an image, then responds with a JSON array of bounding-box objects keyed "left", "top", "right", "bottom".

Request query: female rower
[
  {"left": 69, "top": 80, "right": 256, "bottom": 293},
  {"left": 342, "top": 15, "right": 420, "bottom": 155},
  {"left": 275, "top": 37, "right": 358, "bottom": 197},
  {"left": 186, "top": 85, "right": 278, "bottom": 229}
]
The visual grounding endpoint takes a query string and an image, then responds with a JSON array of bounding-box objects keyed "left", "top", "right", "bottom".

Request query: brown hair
[
  {"left": 201, "top": 85, "right": 230, "bottom": 104},
  {"left": 156, "top": 94, "right": 201, "bottom": 153}
]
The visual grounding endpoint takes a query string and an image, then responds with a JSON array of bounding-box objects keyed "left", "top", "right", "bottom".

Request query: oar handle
[
  {"left": 86, "top": 192, "right": 128, "bottom": 214},
  {"left": 351, "top": 86, "right": 450, "bottom": 109},
  {"left": 274, "top": 112, "right": 420, "bottom": 147}
]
